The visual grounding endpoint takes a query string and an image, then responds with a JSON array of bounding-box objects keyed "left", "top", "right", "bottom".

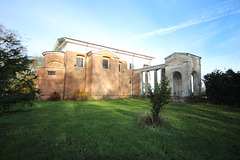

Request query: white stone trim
[
  {"left": 42, "top": 51, "right": 64, "bottom": 56},
  {"left": 133, "top": 64, "right": 165, "bottom": 73},
  {"left": 54, "top": 37, "right": 154, "bottom": 60}
]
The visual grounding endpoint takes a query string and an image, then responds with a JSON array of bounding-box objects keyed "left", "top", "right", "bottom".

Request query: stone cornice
[
  {"left": 42, "top": 51, "right": 65, "bottom": 56},
  {"left": 55, "top": 37, "right": 155, "bottom": 60},
  {"left": 133, "top": 64, "right": 165, "bottom": 73}
]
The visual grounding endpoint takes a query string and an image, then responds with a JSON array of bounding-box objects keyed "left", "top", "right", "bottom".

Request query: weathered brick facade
[{"left": 36, "top": 38, "right": 152, "bottom": 100}]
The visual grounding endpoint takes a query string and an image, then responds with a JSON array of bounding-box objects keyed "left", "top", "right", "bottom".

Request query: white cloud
[{"left": 128, "top": 1, "right": 240, "bottom": 40}]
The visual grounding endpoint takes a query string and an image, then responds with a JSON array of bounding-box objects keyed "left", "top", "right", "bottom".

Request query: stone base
[
  {"left": 172, "top": 96, "right": 186, "bottom": 102},
  {"left": 172, "top": 96, "right": 203, "bottom": 103}
]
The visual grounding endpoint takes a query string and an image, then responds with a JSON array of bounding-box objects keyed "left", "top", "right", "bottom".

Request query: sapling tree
[{"left": 148, "top": 75, "right": 171, "bottom": 125}]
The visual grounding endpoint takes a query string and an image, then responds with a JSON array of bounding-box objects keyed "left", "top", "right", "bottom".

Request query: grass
[{"left": 0, "top": 99, "right": 240, "bottom": 159}]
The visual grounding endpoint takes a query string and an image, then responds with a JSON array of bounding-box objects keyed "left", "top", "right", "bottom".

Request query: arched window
[
  {"left": 191, "top": 71, "right": 199, "bottom": 96},
  {"left": 191, "top": 74, "right": 194, "bottom": 95}
]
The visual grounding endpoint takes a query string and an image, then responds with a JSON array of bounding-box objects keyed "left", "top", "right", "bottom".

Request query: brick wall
[
  {"left": 36, "top": 67, "right": 65, "bottom": 100},
  {"left": 64, "top": 51, "right": 86, "bottom": 99},
  {"left": 88, "top": 51, "right": 119, "bottom": 99},
  {"left": 44, "top": 53, "right": 64, "bottom": 66},
  {"left": 36, "top": 50, "right": 140, "bottom": 100}
]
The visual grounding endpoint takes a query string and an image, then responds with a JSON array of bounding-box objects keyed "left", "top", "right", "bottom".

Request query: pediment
[
  {"left": 97, "top": 50, "right": 120, "bottom": 59},
  {"left": 165, "top": 52, "right": 201, "bottom": 60}
]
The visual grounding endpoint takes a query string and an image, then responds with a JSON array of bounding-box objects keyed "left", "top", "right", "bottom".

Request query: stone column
[
  {"left": 145, "top": 71, "right": 148, "bottom": 96},
  {"left": 154, "top": 70, "right": 158, "bottom": 86},
  {"left": 140, "top": 72, "right": 143, "bottom": 95},
  {"left": 161, "top": 68, "right": 165, "bottom": 78}
]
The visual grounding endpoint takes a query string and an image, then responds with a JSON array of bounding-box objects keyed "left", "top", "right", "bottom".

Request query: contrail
[{"left": 128, "top": 5, "right": 240, "bottom": 40}]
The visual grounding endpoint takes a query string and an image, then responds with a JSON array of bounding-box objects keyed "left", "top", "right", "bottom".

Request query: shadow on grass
[
  {"left": 1, "top": 100, "right": 240, "bottom": 159},
  {"left": 1, "top": 109, "right": 33, "bottom": 116}
]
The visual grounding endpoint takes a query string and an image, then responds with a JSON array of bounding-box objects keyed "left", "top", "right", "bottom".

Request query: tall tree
[{"left": 0, "top": 24, "right": 40, "bottom": 113}]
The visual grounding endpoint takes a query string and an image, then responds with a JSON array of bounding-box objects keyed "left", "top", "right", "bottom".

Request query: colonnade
[{"left": 134, "top": 64, "right": 165, "bottom": 96}]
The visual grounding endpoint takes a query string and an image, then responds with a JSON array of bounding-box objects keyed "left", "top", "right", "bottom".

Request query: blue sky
[{"left": 1, "top": 0, "right": 240, "bottom": 77}]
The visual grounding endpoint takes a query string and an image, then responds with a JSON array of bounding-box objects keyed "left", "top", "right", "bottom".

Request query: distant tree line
[{"left": 203, "top": 69, "right": 240, "bottom": 106}]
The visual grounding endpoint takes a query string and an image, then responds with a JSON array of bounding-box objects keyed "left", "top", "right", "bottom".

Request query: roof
[
  {"left": 164, "top": 52, "right": 201, "bottom": 60},
  {"left": 53, "top": 37, "right": 155, "bottom": 60}
]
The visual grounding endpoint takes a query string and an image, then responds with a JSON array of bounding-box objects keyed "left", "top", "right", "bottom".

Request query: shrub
[
  {"left": 203, "top": 69, "right": 240, "bottom": 106},
  {"left": 131, "top": 95, "right": 146, "bottom": 99},
  {"left": 138, "top": 112, "right": 167, "bottom": 128},
  {"left": 72, "top": 90, "right": 92, "bottom": 101},
  {"left": 186, "top": 96, "right": 204, "bottom": 103},
  {"left": 148, "top": 76, "right": 171, "bottom": 126},
  {"left": 48, "top": 91, "right": 61, "bottom": 101},
  {"left": 102, "top": 94, "right": 110, "bottom": 100},
  {"left": 137, "top": 112, "right": 153, "bottom": 127}
]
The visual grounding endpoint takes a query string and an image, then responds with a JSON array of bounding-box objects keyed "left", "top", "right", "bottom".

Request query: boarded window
[{"left": 47, "top": 71, "right": 56, "bottom": 75}]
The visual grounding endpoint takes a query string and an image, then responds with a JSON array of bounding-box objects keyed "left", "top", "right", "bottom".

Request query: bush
[
  {"left": 203, "top": 69, "right": 240, "bottom": 106},
  {"left": 102, "top": 94, "right": 110, "bottom": 100},
  {"left": 137, "top": 112, "right": 153, "bottom": 127},
  {"left": 48, "top": 91, "right": 61, "bottom": 101},
  {"left": 186, "top": 96, "right": 204, "bottom": 103},
  {"left": 72, "top": 90, "right": 92, "bottom": 101},
  {"left": 131, "top": 95, "right": 146, "bottom": 99},
  {"left": 138, "top": 112, "right": 168, "bottom": 128}
]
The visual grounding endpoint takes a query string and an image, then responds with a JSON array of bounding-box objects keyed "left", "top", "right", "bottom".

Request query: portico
[{"left": 134, "top": 52, "right": 202, "bottom": 102}]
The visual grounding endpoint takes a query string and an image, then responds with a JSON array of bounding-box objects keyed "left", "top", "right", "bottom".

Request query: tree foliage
[
  {"left": 148, "top": 76, "right": 171, "bottom": 125},
  {"left": 203, "top": 69, "right": 240, "bottom": 106},
  {"left": 29, "top": 56, "right": 44, "bottom": 72},
  {"left": 0, "top": 24, "right": 40, "bottom": 112}
]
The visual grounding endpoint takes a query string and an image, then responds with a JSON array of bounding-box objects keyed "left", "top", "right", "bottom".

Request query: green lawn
[{"left": 0, "top": 99, "right": 240, "bottom": 160}]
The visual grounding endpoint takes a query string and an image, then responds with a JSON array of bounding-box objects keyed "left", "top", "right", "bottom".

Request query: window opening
[
  {"left": 191, "top": 71, "right": 199, "bottom": 96},
  {"left": 191, "top": 74, "right": 194, "bottom": 95},
  {"left": 128, "top": 63, "right": 132, "bottom": 70},
  {"left": 76, "top": 56, "right": 84, "bottom": 67},
  {"left": 119, "top": 63, "right": 121, "bottom": 72},
  {"left": 47, "top": 71, "right": 56, "bottom": 75},
  {"left": 103, "top": 58, "right": 109, "bottom": 69}
]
